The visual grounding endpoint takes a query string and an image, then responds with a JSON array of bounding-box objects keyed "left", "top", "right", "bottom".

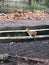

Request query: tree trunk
[{"left": 28, "top": 0, "right": 32, "bottom": 6}]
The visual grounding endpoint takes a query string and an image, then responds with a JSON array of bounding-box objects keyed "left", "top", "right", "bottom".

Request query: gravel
[{"left": 0, "top": 39, "right": 49, "bottom": 59}]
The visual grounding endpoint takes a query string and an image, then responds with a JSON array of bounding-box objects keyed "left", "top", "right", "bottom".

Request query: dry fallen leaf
[{"left": 0, "top": 10, "right": 48, "bottom": 20}]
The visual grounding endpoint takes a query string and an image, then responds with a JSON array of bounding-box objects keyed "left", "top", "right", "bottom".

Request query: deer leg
[{"left": 26, "top": 31, "right": 32, "bottom": 37}]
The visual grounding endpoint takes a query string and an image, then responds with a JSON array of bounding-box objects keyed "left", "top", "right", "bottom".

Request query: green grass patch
[{"left": 24, "top": 4, "right": 48, "bottom": 11}]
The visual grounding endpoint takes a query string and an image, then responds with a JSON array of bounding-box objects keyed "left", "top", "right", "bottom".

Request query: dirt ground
[
  {"left": 0, "top": 10, "right": 49, "bottom": 65},
  {"left": 0, "top": 39, "right": 49, "bottom": 59},
  {"left": 0, "top": 10, "right": 49, "bottom": 25},
  {"left": 0, "top": 10, "right": 49, "bottom": 27},
  {"left": 0, "top": 39, "right": 49, "bottom": 65}
]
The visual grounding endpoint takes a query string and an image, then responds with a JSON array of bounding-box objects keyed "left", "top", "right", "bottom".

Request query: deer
[{"left": 26, "top": 28, "right": 37, "bottom": 37}]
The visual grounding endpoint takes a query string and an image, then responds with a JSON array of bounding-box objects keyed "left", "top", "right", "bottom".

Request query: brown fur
[{"left": 26, "top": 28, "right": 37, "bottom": 36}]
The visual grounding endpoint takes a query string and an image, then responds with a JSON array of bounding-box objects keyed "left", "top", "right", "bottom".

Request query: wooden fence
[
  {"left": 0, "top": 0, "right": 48, "bottom": 13},
  {"left": 0, "top": 0, "right": 29, "bottom": 12}
]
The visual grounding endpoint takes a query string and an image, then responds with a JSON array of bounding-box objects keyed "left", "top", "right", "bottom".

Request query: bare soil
[
  {"left": 0, "top": 39, "right": 49, "bottom": 59},
  {"left": 0, "top": 10, "right": 49, "bottom": 24},
  {"left": 0, "top": 39, "right": 49, "bottom": 65}
]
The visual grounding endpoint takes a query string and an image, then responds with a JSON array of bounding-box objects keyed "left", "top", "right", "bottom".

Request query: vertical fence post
[
  {"left": 7, "top": 0, "right": 8, "bottom": 13},
  {"left": 2, "top": 0, "right": 4, "bottom": 12},
  {"left": 15, "top": 0, "right": 16, "bottom": 12},
  {"left": 2, "top": 0, "right": 4, "bottom": 7}
]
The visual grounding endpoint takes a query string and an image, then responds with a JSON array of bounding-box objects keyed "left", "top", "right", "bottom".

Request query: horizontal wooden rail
[
  {"left": 0, "top": 35, "right": 49, "bottom": 39},
  {"left": 0, "top": 29, "right": 49, "bottom": 33}
]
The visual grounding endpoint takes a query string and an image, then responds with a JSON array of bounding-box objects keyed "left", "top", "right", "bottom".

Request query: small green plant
[
  {"left": 32, "top": 0, "right": 36, "bottom": 2},
  {"left": 42, "top": 0, "right": 49, "bottom": 7}
]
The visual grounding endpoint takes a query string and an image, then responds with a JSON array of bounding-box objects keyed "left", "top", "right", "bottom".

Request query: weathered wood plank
[
  {"left": 0, "top": 35, "right": 49, "bottom": 39},
  {"left": 0, "top": 29, "right": 49, "bottom": 33}
]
